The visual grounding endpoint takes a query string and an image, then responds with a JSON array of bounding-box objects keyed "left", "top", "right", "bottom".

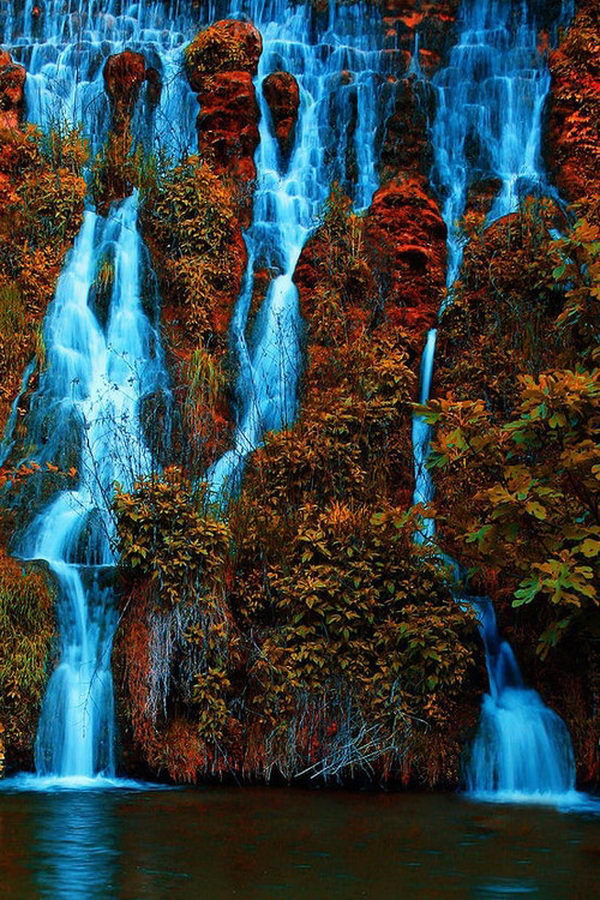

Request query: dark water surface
[{"left": 0, "top": 787, "right": 598, "bottom": 898}]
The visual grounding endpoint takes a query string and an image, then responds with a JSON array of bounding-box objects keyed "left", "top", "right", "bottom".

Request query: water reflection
[
  {"left": 0, "top": 788, "right": 598, "bottom": 898},
  {"left": 33, "top": 792, "right": 120, "bottom": 898}
]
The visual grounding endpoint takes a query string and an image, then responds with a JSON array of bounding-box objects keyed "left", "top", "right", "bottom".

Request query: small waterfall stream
[
  {"left": 466, "top": 599, "right": 576, "bottom": 800},
  {"left": 411, "top": 0, "right": 577, "bottom": 800},
  {"left": 22, "top": 196, "right": 168, "bottom": 779},
  {"left": 208, "top": 0, "right": 383, "bottom": 497}
]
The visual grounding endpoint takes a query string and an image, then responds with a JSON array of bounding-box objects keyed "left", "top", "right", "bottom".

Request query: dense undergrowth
[
  {"left": 0, "top": 550, "right": 55, "bottom": 775},
  {"left": 113, "top": 188, "right": 482, "bottom": 786}
]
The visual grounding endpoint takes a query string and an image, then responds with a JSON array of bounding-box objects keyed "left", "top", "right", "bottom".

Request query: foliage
[
  {"left": 549, "top": 0, "right": 600, "bottom": 224},
  {"left": 427, "top": 204, "right": 600, "bottom": 657},
  {"left": 91, "top": 133, "right": 141, "bottom": 216},
  {"left": 246, "top": 504, "right": 475, "bottom": 723},
  {"left": 185, "top": 26, "right": 255, "bottom": 76},
  {"left": 140, "top": 155, "right": 245, "bottom": 473},
  {"left": 114, "top": 467, "right": 230, "bottom": 608},
  {"left": 114, "top": 469, "right": 243, "bottom": 775},
  {"left": 0, "top": 550, "right": 55, "bottom": 774}
]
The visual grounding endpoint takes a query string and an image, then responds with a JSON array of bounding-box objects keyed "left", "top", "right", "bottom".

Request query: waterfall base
[
  {"left": 464, "top": 598, "right": 582, "bottom": 807},
  {"left": 0, "top": 774, "right": 167, "bottom": 792}
]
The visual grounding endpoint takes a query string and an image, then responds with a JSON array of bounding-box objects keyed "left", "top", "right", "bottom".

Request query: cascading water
[
  {"left": 22, "top": 196, "right": 169, "bottom": 780},
  {"left": 207, "top": 0, "right": 383, "bottom": 497},
  {"left": 466, "top": 599, "right": 576, "bottom": 801},
  {"left": 1, "top": 0, "right": 198, "bottom": 783},
  {"left": 411, "top": 326, "right": 437, "bottom": 542},
  {"left": 412, "top": 0, "right": 560, "bottom": 533},
  {"left": 2, "top": 0, "right": 384, "bottom": 782},
  {"left": 411, "top": 0, "right": 577, "bottom": 800}
]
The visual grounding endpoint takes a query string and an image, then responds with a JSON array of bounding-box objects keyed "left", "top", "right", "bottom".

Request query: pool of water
[{"left": 0, "top": 786, "right": 598, "bottom": 898}]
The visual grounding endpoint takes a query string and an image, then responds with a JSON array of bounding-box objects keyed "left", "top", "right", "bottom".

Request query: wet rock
[
  {"left": 365, "top": 177, "right": 447, "bottom": 335},
  {"left": 103, "top": 49, "right": 147, "bottom": 133},
  {"left": 185, "top": 19, "right": 262, "bottom": 90},
  {"left": 263, "top": 71, "right": 300, "bottom": 156},
  {"left": 195, "top": 71, "right": 260, "bottom": 182},
  {"left": 97, "top": 50, "right": 157, "bottom": 216},
  {"left": 145, "top": 67, "right": 162, "bottom": 106},
  {"left": 380, "top": 0, "right": 459, "bottom": 76},
  {"left": 464, "top": 178, "right": 502, "bottom": 218},
  {"left": 380, "top": 75, "right": 434, "bottom": 181},
  {"left": 185, "top": 20, "right": 263, "bottom": 223},
  {"left": 0, "top": 51, "right": 26, "bottom": 130}
]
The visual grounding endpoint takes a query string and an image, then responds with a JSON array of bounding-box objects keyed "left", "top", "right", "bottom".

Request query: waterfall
[
  {"left": 207, "top": 0, "right": 383, "bottom": 498},
  {"left": 465, "top": 599, "right": 576, "bottom": 801},
  {"left": 411, "top": 327, "right": 437, "bottom": 542},
  {"left": 2, "top": 0, "right": 197, "bottom": 783},
  {"left": 2, "top": 0, "right": 383, "bottom": 782},
  {"left": 21, "top": 196, "right": 169, "bottom": 780},
  {"left": 410, "top": 0, "right": 577, "bottom": 800},
  {"left": 412, "top": 0, "right": 557, "bottom": 527}
]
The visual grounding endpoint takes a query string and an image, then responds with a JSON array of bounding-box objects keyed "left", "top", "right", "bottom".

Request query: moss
[
  {"left": 140, "top": 155, "right": 246, "bottom": 474},
  {"left": 0, "top": 549, "right": 55, "bottom": 774},
  {"left": 185, "top": 21, "right": 260, "bottom": 77}
]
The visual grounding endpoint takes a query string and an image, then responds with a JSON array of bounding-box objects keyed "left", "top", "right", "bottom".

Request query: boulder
[
  {"left": 195, "top": 71, "right": 260, "bottom": 183},
  {"left": 185, "top": 19, "right": 262, "bottom": 90},
  {"left": 263, "top": 71, "right": 300, "bottom": 155},
  {"left": 185, "top": 20, "right": 263, "bottom": 222},
  {"left": 103, "top": 50, "right": 147, "bottom": 133},
  {"left": 365, "top": 177, "right": 447, "bottom": 334},
  {"left": 379, "top": 75, "right": 433, "bottom": 181},
  {"left": 0, "top": 51, "right": 26, "bottom": 130}
]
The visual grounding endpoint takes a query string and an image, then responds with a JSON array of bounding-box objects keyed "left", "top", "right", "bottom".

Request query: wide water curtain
[{"left": 2, "top": 0, "right": 196, "bottom": 781}]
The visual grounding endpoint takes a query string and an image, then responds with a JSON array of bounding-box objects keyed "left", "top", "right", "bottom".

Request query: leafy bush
[{"left": 427, "top": 205, "right": 600, "bottom": 657}]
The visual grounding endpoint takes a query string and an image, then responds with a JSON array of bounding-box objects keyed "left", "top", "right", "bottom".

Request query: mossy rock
[{"left": 185, "top": 20, "right": 262, "bottom": 89}]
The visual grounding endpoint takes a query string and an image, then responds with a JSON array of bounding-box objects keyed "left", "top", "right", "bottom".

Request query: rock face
[
  {"left": 380, "top": 76, "right": 433, "bottom": 183},
  {"left": 0, "top": 51, "right": 26, "bottom": 130},
  {"left": 548, "top": 0, "right": 600, "bottom": 221},
  {"left": 381, "top": 0, "right": 459, "bottom": 77},
  {"left": 95, "top": 50, "right": 158, "bottom": 216},
  {"left": 370, "top": 2, "right": 457, "bottom": 343},
  {"left": 263, "top": 71, "right": 300, "bottom": 155},
  {"left": 103, "top": 50, "right": 149, "bottom": 133},
  {"left": 366, "top": 177, "right": 447, "bottom": 333},
  {"left": 186, "top": 20, "right": 262, "bottom": 212},
  {"left": 195, "top": 71, "right": 260, "bottom": 182}
]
